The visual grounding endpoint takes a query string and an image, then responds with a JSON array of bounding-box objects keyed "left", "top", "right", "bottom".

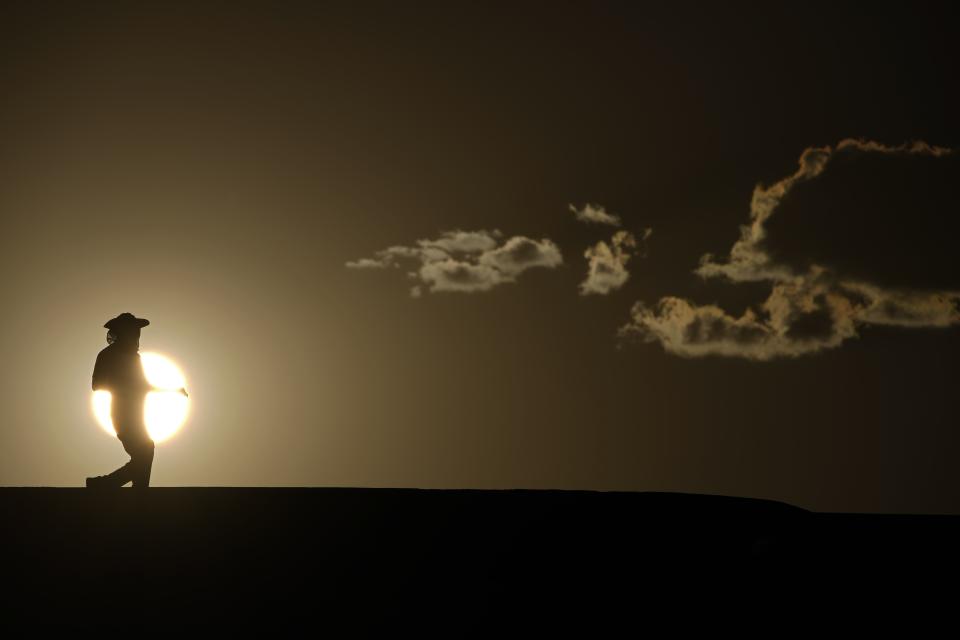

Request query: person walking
[{"left": 86, "top": 312, "right": 187, "bottom": 488}]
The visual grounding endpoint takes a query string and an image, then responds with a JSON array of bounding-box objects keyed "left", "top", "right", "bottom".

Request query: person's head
[
  {"left": 103, "top": 313, "right": 150, "bottom": 349},
  {"left": 106, "top": 326, "right": 141, "bottom": 347}
]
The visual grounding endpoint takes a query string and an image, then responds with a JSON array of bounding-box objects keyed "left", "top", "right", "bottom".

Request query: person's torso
[{"left": 97, "top": 346, "right": 149, "bottom": 424}]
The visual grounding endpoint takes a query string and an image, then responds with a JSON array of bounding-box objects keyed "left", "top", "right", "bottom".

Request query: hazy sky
[{"left": 2, "top": 2, "right": 958, "bottom": 512}]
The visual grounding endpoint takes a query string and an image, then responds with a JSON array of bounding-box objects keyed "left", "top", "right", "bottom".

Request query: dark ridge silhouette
[{"left": 1, "top": 488, "right": 956, "bottom": 631}]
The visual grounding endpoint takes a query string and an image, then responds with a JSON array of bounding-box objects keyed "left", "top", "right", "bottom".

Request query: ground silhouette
[{"left": 1, "top": 488, "right": 956, "bottom": 631}]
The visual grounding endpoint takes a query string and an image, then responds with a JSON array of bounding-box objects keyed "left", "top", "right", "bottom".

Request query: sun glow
[{"left": 91, "top": 351, "right": 190, "bottom": 443}]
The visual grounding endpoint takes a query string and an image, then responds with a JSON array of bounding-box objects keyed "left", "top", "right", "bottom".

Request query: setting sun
[{"left": 92, "top": 351, "right": 190, "bottom": 443}]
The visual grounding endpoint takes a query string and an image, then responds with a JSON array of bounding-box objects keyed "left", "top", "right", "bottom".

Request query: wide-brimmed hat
[{"left": 104, "top": 312, "right": 150, "bottom": 330}]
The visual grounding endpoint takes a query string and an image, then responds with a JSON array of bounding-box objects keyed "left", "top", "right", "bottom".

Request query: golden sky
[{"left": 1, "top": 3, "right": 958, "bottom": 512}]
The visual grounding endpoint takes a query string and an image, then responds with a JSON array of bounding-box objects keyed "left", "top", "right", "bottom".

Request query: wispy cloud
[
  {"left": 621, "top": 140, "right": 959, "bottom": 360},
  {"left": 347, "top": 229, "right": 562, "bottom": 296},
  {"left": 696, "top": 139, "right": 952, "bottom": 284},
  {"left": 568, "top": 203, "right": 622, "bottom": 227}
]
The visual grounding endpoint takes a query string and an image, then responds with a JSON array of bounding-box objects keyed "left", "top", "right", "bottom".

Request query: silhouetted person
[{"left": 86, "top": 312, "right": 187, "bottom": 489}]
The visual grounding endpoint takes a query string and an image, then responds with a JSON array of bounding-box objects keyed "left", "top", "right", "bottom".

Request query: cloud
[
  {"left": 839, "top": 281, "right": 960, "bottom": 328},
  {"left": 344, "top": 257, "right": 390, "bottom": 269},
  {"left": 478, "top": 236, "right": 563, "bottom": 276},
  {"left": 418, "top": 229, "right": 502, "bottom": 254},
  {"left": 621, "top": 267, "right": 854, "bottom": 360},
  {"left": 418, "top": 259, "right": 507, "bottom": 293},
  {"left": 345, "top": 244, "right": 422, "bottom": 269},
  {"left": 347, "top": 230, "right": 563, "bottom": 296},
  {"left": 621, "top": 140, "right": 959, "bottom": 360},
  {"left": 580, "top": 229, "right": 651, "bottom": 296},
  {"left": 696, "top": 139, "right": 952, "bottom": 284},
  {"left": 569, "top": 203, "right": 621, "bottom": 226},
  {"left": 621, "top": 271, "right": 960, "bottom": 360}
]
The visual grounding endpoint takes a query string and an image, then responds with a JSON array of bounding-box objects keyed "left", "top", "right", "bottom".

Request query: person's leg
[
  {"left": 86, "top": 426, "right": 154, "bottom": 488},
  {"left": 91, "top": 432, "right": 148, "bottom": 487},
  {"left": 130, "top": 438, "right": 155, "bottom": 488},
  {"left": 87, "top": 436, "right": 136, "bottom": 487},
  {"left": 99, "top": 459, "right": 135, "bottom": 486}
]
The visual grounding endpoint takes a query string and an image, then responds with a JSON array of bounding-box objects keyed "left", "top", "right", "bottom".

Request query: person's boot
[
  {"left": 86, "top": 463, "right": 131, "bottom": 488},
  {"left": 86, "top": 474, "right": 123, "bottom": 488}
]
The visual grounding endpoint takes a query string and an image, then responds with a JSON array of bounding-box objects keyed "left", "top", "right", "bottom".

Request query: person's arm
[
  {"left": 144, "top": 374, "right": 188, "bottom": 396},
  {"left": 92, "top": 351, "right": 108, "bottom": 391},
  {"left": 150, "top": 384, "right": 189, "bottom": 397},
  {"left": 133, "top": 353, "right": 187, "bottom": 396},
  {"left": 143, "top": 378, "right": 188, "bottom": 396}
]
